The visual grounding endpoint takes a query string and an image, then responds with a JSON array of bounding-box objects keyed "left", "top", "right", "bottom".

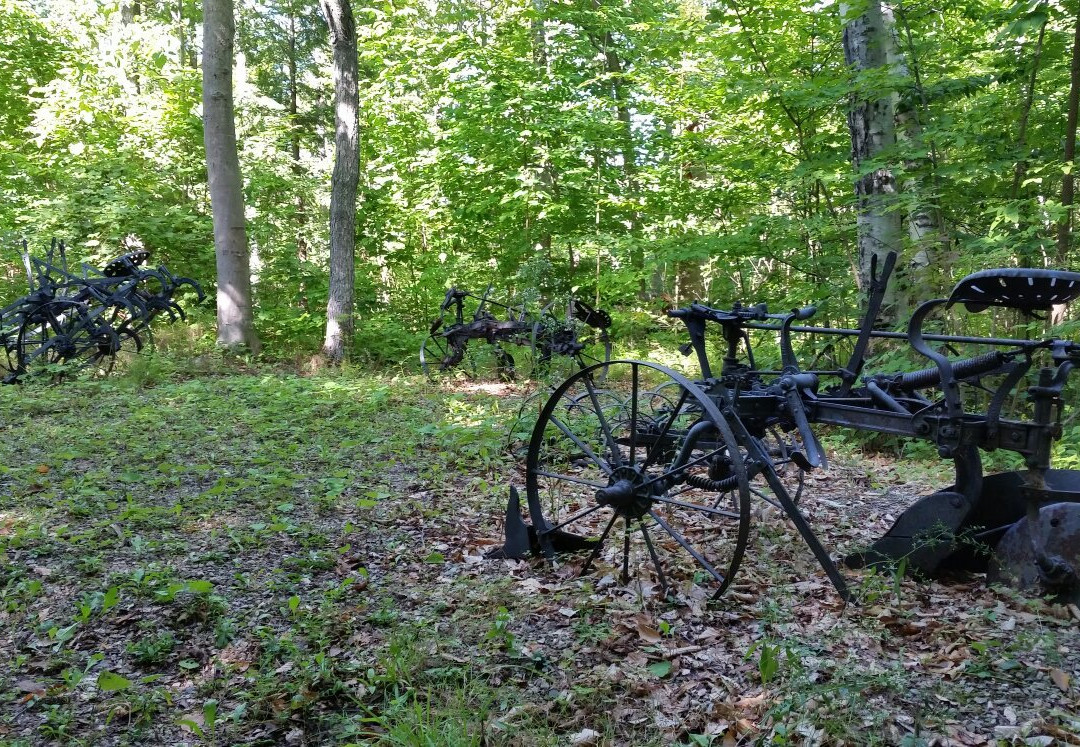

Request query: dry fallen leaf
[
  {"left": 177, "top": 711, "right": 204, "bottom": 734},
  {"left": 15, "top": 679, "right": 46, "bottom": 694},
  {"left": 1050, "top": 668, "right": 1070, "bottom": 692},
  {"left": 569, "top": 727, "right": 601, "bottom": 746},
  {"left": 636, "top": 622, "right": 661, "bottom": 644}
]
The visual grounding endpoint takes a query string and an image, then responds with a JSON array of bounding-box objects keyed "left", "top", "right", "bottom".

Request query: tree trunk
[
  {"left": 1057, "top": 9, "right": 1080, "bottom": 266},
  {"left": 202, "top": 0, "right": 260, "bottom": 353},
  {"left": 121, "top": 2, "right": 142, "bottom": 94},
  {"left": 288, "top": 7, "right": 309, "bottom": 263},
  {"left": 1010, "top": 18, "right": 1048, "bottom": 202},
  {"left": 890, "top": 7, "right": 947, "bottom": 296},
  {"left": 531, "top": 0, "right": 553, "bottom": 262},
  {"left": 178, "top": 0, "right": 187, "bottom": 68},
  {"left": 320, "top": 0, "right": 359, "bottom": 363},
  {"left": 601, "top": 30, "right": 644, "bottom": 295},
  {"left": 843, "top": 0, "right": 903, "bottom": 324}
]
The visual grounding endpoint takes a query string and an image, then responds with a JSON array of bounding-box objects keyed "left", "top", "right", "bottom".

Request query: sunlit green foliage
[{"left": 0, "top": 0, "right": 1077, "bottom": 359}]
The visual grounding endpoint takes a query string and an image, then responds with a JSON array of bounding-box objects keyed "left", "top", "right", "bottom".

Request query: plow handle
[{"left": 838, "top": 251, "right": 897, "bottom": 396}]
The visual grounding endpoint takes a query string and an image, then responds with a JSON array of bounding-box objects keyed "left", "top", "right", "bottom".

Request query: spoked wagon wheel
[
  {"left": 526, "top": 360, "right": 752, "bottom": 602},
  {"left": 639, "top": 381, "right": 807, "bottom": 511},
  {"left": 15, "top": 299, "right": 118, "bottom": 382},
  {"left": 507, "top": 384, "right": 627, "bottom": 458},
  {"left": 2, "top": 325, "right": 20, "bottom": 382},
  {"left": 420, "top": 333, "right": 459, "bottom": 380},
  {"left": 422, "top": 332, "right": 518, "bottom": 382},
  {"left": 528, "top": 304, "right": 612, "bottom": 383},
  {"left": 110, "top": 309, "right": 153, "bottom": 370}
]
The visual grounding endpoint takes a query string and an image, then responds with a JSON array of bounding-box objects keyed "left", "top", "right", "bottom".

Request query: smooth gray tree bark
[
  {"left": 203, "top": 0, "right": 260, "bottom": 352},
  {"left": 890, "top": 9, "right": 948, "bottom": 292},
  {"left": 319, "top": 0, "right": 359, "bottom": 363}
]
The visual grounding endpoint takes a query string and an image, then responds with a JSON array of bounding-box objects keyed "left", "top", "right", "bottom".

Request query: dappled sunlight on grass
[{"left": 2, "top": 362, "right": 1079, "bottom": 745}]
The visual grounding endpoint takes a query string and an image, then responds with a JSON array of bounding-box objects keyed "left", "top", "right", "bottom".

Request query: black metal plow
[
  {"left": 421, "top": 286, "right": 612, "bottom": 381},
  {"left": 843, "top": 470, "right": 1080, "bottom": 601},
  {"left": 1, "top": 239, "right": 203, "bottom": 384},
  {"left": 493, "top": 253, "right": 1080, "bottom": 605}
]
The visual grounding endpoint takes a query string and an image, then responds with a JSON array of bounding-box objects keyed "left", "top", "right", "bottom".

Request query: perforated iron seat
[
  {"left": 947, "top": 268, "right": 1080, "bottom": 313},
  {"left": 103, "top": 250, "right": 152, "bottom": 277}
]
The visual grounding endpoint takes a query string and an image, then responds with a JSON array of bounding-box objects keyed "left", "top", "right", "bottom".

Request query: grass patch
[{"left": 1, "top": 359, "right": 1077, "bottom": 744}]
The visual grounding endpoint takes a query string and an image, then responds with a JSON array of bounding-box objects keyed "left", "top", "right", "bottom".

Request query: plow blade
[
  {"left": 988, "top": 502, "right": 1080, "bottom": 604},
  {"left": 846, "top": 470, "right": 1080, "bottom": 578},
  {"left": 486, "top": 486, "right": 596, "bottom": 560}
]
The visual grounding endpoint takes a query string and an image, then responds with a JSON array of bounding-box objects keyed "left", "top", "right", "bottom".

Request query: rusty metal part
[
  {"left": 497, "top": 252, "right": 1080, "bottom": 605},
  {"left": 421, "top": 288, "right": 613, "bottom": 380},
  {"left": 989, "top": 502, "right": 1080, "bottom": 604}
]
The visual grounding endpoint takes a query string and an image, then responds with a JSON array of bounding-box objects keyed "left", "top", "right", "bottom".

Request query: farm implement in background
[
  {"left": 421, "top": 285, "right": 612, "bottom": 381},
  {"left": 497, "top": 253, "right": 1080, "bottom": 605},
  {"left": 1, "top": 239, "right": 203, "bottom": 384}
]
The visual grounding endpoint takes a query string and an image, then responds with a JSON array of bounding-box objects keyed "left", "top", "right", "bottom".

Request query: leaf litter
[{"left": 0, "top": 372, "right": 1077, "bottom": 745}]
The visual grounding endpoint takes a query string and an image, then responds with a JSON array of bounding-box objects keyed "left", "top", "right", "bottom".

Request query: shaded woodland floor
[{"left": 1, "top": 361, "right": 1078, "bottom": 746}]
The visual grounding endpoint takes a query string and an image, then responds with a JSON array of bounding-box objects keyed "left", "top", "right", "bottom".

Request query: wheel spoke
[
  {"left": 580, "top": 369, "right": 623, "bottom": 468},
  {"left": 641, "top": 387, "right": 690, "bottom": 471},
  {"left": 650, "top": 494, "right": 744, "bottom": 520},
  {"left": 547, "top": 414, "right": 612, "bottom": 476},
  {"left": 635, "top": 445, "right": 726, "bottom": 494},
  {"left": 531, "top": 470, "right": 608, "bottom": 489},
  {"left": 541, "top": 502, "right": 605, "bottom": 535},
  {"left": 640, "top": 521, "right": 668, "bottom": 596},
  {"left": 579, "top": 511, "right": 618, "bottom": 575},
  {"left": 750, "top": 485, "right": 782, "bottom": 508},
  {"left": 649, "top": 509, "right": 726, "bottom": 586}
]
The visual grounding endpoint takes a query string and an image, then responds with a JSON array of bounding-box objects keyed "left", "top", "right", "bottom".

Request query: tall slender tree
[
  {"left": 1058, "top": 8, "right": 1080, "bottom": 266},
  {"left": 203, "top": 0, "right": 260, "bottom": 352},
  {"left": 320, "top": 0, "right": 358, "bottom": 362},
  {"left": 842, "top": 0, "right": 903, "bottom": 321}
]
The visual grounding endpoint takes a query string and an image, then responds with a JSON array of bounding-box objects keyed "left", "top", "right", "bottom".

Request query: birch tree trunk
[
  {"left": 842, "top": 0, "right": 903, "bottom": 323},
  {"left": 203, "top": 0, "right": 260, "bottom": 353},
  {"left": 319, "top": 0, "right": 359, "bottom": 363}
]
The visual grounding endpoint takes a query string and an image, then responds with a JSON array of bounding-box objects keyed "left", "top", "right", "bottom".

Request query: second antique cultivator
[
  {"left": 498, "top": 254, "right": 1080, "bottom": 604},
  {"left": 421, "top": 286, "right": 612, "bottom": 381},
  {"left": 1, "top": 239, "right": 203, "bottom": 383}
]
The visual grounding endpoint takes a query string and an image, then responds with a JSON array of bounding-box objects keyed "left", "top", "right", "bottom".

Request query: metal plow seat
[{"left": 947, "top": 268, "right": 1080, "bottom": 313}]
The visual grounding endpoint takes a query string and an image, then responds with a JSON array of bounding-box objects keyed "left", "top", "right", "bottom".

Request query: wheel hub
[
  {"left": 52, "top": 335, "right": 77, "bottom": 359},
  {"left": 596, "top": 465, "right": 652, "bottom": 519}
]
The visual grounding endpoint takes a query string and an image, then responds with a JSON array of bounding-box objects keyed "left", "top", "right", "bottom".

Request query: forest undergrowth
[{"left": 1, "top": 355, "right": 1078, "bottom": 746}]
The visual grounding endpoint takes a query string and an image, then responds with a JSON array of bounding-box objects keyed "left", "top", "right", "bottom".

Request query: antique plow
[
  {"left": 499, "top": 254, "right": 1080, "bottom": 604},
  {"left": 1, "top": 239, "right": 203, "bottom": 383},
  {"left": 421, "top": 286, "right": 612, "bottom": 381}
]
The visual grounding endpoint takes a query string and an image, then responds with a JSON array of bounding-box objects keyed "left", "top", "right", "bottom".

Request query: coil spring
[
  {"left": 685, "top": 473, "right": 740, "bottom": 492},
  {"left": 897, "top": 350, "right": 1005, "bottom": 390}
]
